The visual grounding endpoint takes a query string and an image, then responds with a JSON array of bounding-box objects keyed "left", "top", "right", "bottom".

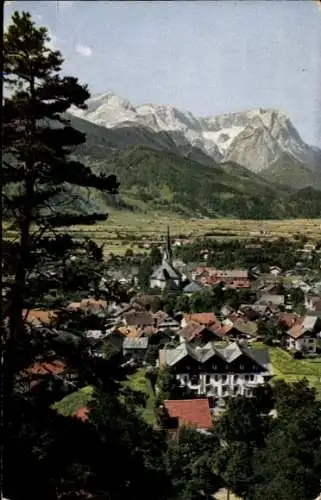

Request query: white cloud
[
  {"left": 46, "top": 30, "right": 59, "bottom": 51},
  {"left": 75, "top": 43, "right": 93, "bottom": 57}
]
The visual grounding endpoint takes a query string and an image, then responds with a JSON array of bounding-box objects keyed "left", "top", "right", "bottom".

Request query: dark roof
[
  {"left": 256, "top": 294, "right": 285, "bottom": 306},
  {"left": 179, "top": 321, "right": 206, "bottom": 341},
  {"left": 183, "top": 281, "right": 204, "bottom": 293},
  {"left": 161, "top": 341, "right": 271, "bottom": 373},
  {"left": 151, "top": 260, "right": 181, "bottom": 280},
  {"left": 232, "top": 319, "right": 258, "bottom": 337},
  {"left": 123, "top": 311, "right": 154, "bottom": 327}
]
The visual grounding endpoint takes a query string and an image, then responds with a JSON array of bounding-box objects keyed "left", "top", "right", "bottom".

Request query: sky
[{"left": 4, "top": 0, "right": 321, "bottom": 146}]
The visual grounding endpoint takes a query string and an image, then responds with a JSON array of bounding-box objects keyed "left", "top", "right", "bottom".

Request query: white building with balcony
[
  {"left": 286, "top": 315, "right": 321, "bottom": 355},
  {"left": 158, "top": 341, "right": 272, "bottom": 400}
]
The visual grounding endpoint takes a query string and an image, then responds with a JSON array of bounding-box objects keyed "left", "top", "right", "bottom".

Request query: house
[
  {"left": 159, "top": 341, "right": 272, "bottom": 399},
  {"left": 178, "top": 321, "right": 223, "bottom": 344},
  {"left": 23, "top": 309, "right": 58, "bottom": 329},
  {"left": 164, "top": 399, "right": 212, "bottom": 431},
  {"left": 150, "top": 227, "right": 182, "bottom": 290},
  {"left": 181, "top": 312, "right": 218, "bottom": 329},
  {"left": 192, "top": 267, "right": 250, "bottom": 288},
  {"left": 278, "top": 312, "right": 301, "bottom": 330},
  {"left": 183, "top": 281, "right": 204, "bottom": 295},
  {"left": 256, "top": 293, "right": 285, "bottom": 307},
  {"left": 238, "top": 304, "right": 273, "bottom": 320},
  {"left": 130, "top": 295, "right": 161, "bottom": 312},
  {"left": 286, "top": 316, "right": 321, "bottom": 355},
  {"left": 153, "top": 310, "right": 181, "bottom": 332},
  {"left": 305, "top": 295, "right": 321, "bottom": 313},
  {"left": 17, "top": 356, "right": 78, "bottom": 394},
  {"left": 122, "top": 337, "right": 149, "bottom": 360},
  {"left": 226, "top": 319, "right": 258, "bottom": 341},
  {"left": 67, "top": 299, "right": 108, "bottom": 317},
  {"left": 122, "top": 311, "right": 154, "bottom": 328}
]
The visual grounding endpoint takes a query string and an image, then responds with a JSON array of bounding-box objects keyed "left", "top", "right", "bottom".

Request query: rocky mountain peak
[{"left": 69, "top": 90, "right": 320, "bottom": 174}]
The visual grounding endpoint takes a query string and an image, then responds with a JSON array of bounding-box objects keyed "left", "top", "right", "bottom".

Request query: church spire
[{"left": 163, "top": 226, "right": 172, "bottom": 263}]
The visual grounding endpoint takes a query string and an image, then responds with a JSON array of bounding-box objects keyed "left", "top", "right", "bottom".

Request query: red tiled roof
[
  {"left": 72, "top": 406, "right": 89, "bottom": 421},
  {"left": 164, "top": 399, "right": 212, "bottom": 430},
  {"left": 278, "top": 313, "right": 302, "bottom": 328},
  {"left": 67, "top": 299, "right": 107, "bottom": 311},
  {"left": 180, "top": 321, "right": 206, "bottom": 341},
  {"left": 183, "top": 313, "right": 218, "bottom": 326},
  {"left": 210, "top": 323, "right": 233, "bottom": 336},
  {"left": 23, "top": 309, "right": 57, "bottom": 326},
  {"left": 26, "top": 359, "right": 66, "bottom": 376},
  {"left": 228, "top": 280, "right": 251, "bottom": 289},
  {"left": 287, "top": 324, "right": 306, "bottom": 340},
  {"left": 207, "top": 321, "right": 225, "bottom": 336}
]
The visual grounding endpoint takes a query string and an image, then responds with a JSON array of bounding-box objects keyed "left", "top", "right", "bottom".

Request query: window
[
  {"left": 240, "top": 364, "right": 244, "bottom": 370},
  {"left": 308, "top": 338, "right": 315, "bottom": 343},
  {"left": 249, "top": 375, "right": 255, "bottom": 382},
  {"left": 214, "top": 375, "right": 219, "bottom": 382},
  {"left": 245, "top": 375, "right": 249, "bottom": 382},
  {"left": 190, "top": 374, "right": 199, "bottom": 385},
  {"left": 212, "top": 364, "right": 217, "bottom": 370},
  {"left": 221, "top": 375, "right": 227, "bottom": 383},
  {"left": 234, "top": 375, "right": 238, "bottom": 383},
  {"left": 205, "top": 375, "right": 211, "bottom": 385}
]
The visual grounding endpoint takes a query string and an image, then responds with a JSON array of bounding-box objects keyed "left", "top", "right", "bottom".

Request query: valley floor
[{"left": 52, "top": 212, "right": 321, "bottom": 256}]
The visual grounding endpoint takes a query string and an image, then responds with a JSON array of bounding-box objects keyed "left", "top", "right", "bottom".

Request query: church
[{"left": 149, "top": 227, "right": 182, "bottom": 290}]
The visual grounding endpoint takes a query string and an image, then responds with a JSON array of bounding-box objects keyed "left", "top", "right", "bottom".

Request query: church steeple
[{"left": 162, "top": 226, "right": 172, "bottom": 263}]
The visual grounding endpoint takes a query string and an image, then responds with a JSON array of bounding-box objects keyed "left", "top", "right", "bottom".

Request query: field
[
  {"left": 52, "top": 385, "right": 94, "bottom": 416},
  {"left": 122, "top": 368, "right": 156, "bottom": 425},
  {"left": 51, "top": 211, "right": 321, "bottom": 256},
  {"left": 4, "top": 213, "right": 321, "bottom": 256},
  {"left": 268, "top": 347, "right": 321, "bottom": 398}
]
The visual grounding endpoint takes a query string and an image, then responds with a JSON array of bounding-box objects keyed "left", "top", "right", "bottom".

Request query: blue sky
[{"left": 4, "top": 0, "right": 321, "bottom": 146}]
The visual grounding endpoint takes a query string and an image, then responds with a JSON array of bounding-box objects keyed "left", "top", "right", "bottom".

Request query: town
[{"left": 22, "top": 228, "right": 321, "bottom": 429}]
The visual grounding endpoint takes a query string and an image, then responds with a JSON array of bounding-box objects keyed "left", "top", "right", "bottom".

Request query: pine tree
[{"left": 3, "top": 11, "right": 119, "bottom": 402}]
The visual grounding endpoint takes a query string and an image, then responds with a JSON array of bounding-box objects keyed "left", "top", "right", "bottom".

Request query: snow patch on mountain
[{"left": 203, "top": 127, "right": 245, "bottom": 154}]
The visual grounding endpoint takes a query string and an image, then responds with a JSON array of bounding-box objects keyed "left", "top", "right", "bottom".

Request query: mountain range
[{"left": 64, "top": 92, "right": 321, "bottom": 219}]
